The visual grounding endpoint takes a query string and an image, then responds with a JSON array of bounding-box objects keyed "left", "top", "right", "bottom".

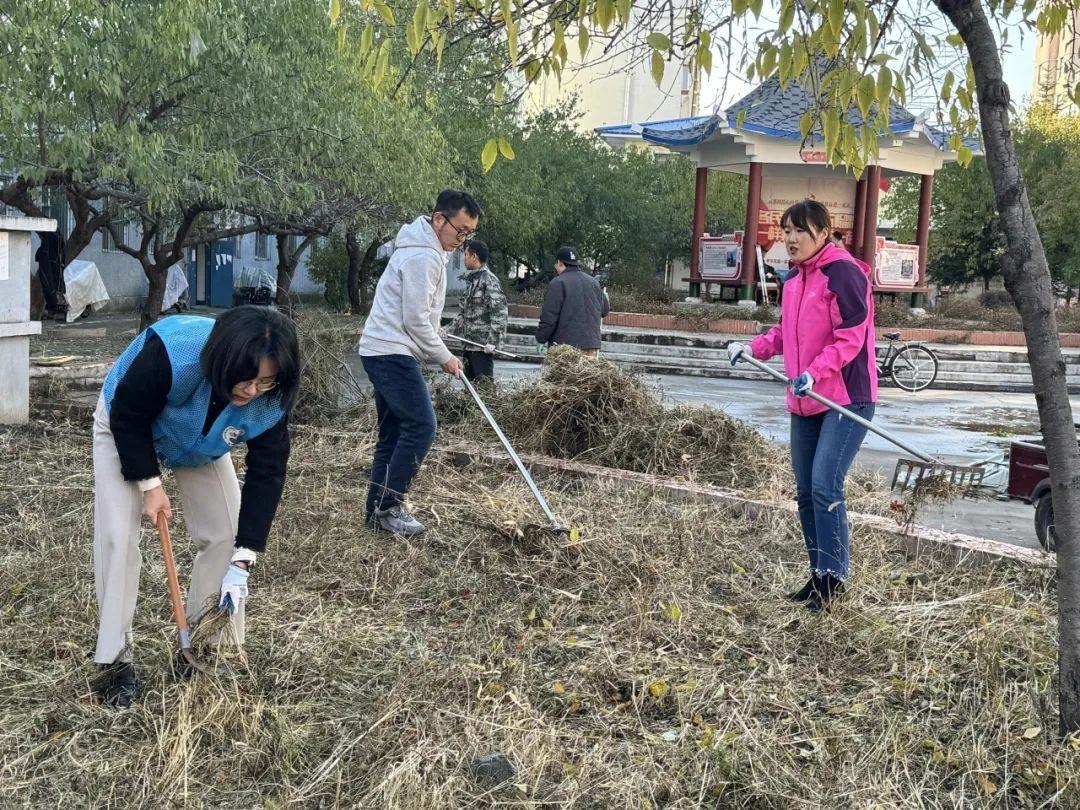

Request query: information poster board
[
  {"left": 699, "top": 231, "right": 743, "bottom": 280},
  {"left": 757, "top": 175, "right": 857, "bottom": 269},
  {"left": 874, "top": 237, "right": 919, "bottom": 288}
]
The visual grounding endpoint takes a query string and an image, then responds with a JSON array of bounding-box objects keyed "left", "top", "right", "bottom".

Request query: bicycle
[{"left": 878, "top": 332, "right": 938, "bottom": 392}]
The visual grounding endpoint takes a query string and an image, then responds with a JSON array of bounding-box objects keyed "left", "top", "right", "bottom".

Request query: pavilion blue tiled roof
[{"left": 596, "top": 69, "right": 981, "bottom": 155}]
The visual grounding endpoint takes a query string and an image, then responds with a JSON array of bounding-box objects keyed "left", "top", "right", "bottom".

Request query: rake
[
  {"left": 459, "top": 373, "right": 580, "bottom": 540},
  {"left": 445, "top": 332, "right": 524, "bottom": 361},
  {"left": 740, "top": 354, "right": 987, "bottom": 491}
]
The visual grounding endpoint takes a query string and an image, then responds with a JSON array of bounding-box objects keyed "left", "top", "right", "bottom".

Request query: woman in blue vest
[{"left": 91, "top": 305, "right": 300, "bottom": 708}]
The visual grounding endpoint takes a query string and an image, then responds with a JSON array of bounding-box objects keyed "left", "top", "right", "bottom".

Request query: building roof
[{"left": 596, "top": 70, "right": 981, "bottom": 155}]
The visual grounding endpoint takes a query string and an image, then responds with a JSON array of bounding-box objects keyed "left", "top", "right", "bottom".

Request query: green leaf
[
  {"left": 824, "top": 107, "right": 840, "bottom": 156},
  {"left": 494, "top": 79, "right": 505, "bottom": 103},
  {"left": 732, "top": 0, "right": 748, "bottom": 16},
  {"left": 856, "top": 74, "right": 875, "bottom": 117},
  {"left": 497, "top": 137, "right": 516, "bottom": 160},
  {"left": 941, "top": 71, "right": 954, "bottom": 103},
  {"left": 876, "top": 65, "right": 893, "bottom": 109},
  {"left": 482, "top": 138, "right": 499, "bottom": 173},
  {"left": 736, "top": 108, "right": 748, "bottom": 128},
  {"left": 596, "top": 0, "right": 615, "bottom": 32},
  {"left": 360, "top": 23, "right": 374, "bottom": 54},
  {"left": 507, "top": 18, "right": 518, "bottom": 63},
  {"left": 650, "top": 51, "right": 664, "bottom": 87},
  {"left": 413, "top": 2, "right": 429, "bottom": 42},
  {"left": 616, "top": 0, "right": 632, "bottom": 26},
  {"left": 828, "top": 0, "right": 844, "bottom": 35},
  {"left": 778, "top": 0, "right": 795, "bottom": 32},
  {"left": 337, "top": 23, "right": 347, "bottom": 51},
  {"left": 799, "top": 110, "right": 814, "bottom": 139},
  {"left": 328, "top": 0, "right": 342, "bottom": 25},
  {"left": 646, "top": 32, "right": 671, "bottom": 51},
  {"left": 376, "top": 3, "right": 395, "bottom": 25},
  {"left": 698, "top": 45, "right": 712, "bottom": 75},
  {"left": 946, "top": 33, "right": 964, "bottom": 46},
  {"left": 578, "top": 23, "right": 590, "bottom": 59},
  {"left": 554, "top": 21, "right": 566, "bottom": 59}
]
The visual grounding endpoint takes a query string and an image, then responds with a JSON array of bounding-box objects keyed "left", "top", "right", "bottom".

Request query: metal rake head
[{"left": 891, "top": 457, "right": 986, "bottom": 493}]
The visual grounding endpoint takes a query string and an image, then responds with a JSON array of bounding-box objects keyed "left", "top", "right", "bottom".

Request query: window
[
  {"left": 41, "top": 187, "right": 69, "bottom": 235},
  {"left": 255, "top": 232, "right": 269, "bottom": 260}
]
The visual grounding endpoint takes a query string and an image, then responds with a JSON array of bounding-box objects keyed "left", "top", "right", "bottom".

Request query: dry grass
[
  {"left": 433, "top": 345, "right": 889, "bottom": 518},
  {"left": 0, "top": 408, "right": 1075, "bottom": 808}
]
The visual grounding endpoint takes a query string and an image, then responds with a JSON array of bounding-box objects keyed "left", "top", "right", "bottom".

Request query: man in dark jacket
[
  {"left": 535, "top": 246, "right": 609, "bottom": 356},
  {"left": 35, "top": 231, "right": 67, "bottom": 319}
]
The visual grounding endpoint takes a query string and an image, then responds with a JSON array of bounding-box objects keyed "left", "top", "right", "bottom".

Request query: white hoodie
[{"left": 358, "top": 216, "right": 453, "bottom": 365}]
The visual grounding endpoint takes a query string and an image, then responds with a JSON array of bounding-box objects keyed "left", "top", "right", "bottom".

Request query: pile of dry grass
[
  {"left": 0, "top": 414, "right": 1073, "bottom": 807},
  {"left": 434, "top": 345, "right": 888, "bottom": 516},
  {"left": 291, "top": 310, "right": 367, "bottom": 424}
]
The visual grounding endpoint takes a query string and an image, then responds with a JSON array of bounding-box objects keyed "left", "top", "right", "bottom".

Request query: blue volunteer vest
[{"left": 102, "top": 315, "right": 285, "bottom": 469}]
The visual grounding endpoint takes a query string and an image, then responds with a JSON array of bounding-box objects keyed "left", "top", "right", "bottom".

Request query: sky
[{"left": 698, "top": 16, "right": 1039, "bottom": 118}]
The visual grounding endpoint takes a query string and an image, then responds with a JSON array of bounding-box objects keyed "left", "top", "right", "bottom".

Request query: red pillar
[
  {"left": 689, "top": 167, "right": 708, "bottom": 297},
  {"left": 915, "top": 174, "right": 933, "bottom": 291},
  {"left": 741, "top": 162, "right": 763, "bottom": 299},
  {"left": 852, "top": 176, "right": 867, "bottom": 257},
  {"left": 861, "top": 165, "right": 881, "bottom": 274}
]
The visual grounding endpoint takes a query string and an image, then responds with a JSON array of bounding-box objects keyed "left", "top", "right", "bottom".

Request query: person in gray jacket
[
  {"left": 535, "top": 245, "right": 610, "bottom": 356},
  {"left": 358, "top": 190, "right": 478, "bottom": 535}
]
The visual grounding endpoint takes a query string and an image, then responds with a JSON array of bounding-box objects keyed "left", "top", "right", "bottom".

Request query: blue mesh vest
[{"left": 102, "top": 315, "right": 285, "bottom": 469}]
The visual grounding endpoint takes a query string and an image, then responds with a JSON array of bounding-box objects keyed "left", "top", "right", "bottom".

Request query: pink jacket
[{"left": 748, "top": 242, "right": 877, "bottom": 417}]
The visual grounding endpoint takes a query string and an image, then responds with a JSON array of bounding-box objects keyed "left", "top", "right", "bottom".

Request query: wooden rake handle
[{"left": 155, "top": 512, "right": 193, "bottom": 650}]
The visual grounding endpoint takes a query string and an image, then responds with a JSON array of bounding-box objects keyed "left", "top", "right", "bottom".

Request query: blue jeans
[
  {"left": 790, "top": 403, "right": 875, "bottom": 580},
  {"left": 361, "top": 354, "right": 437, "bottom": 516}
]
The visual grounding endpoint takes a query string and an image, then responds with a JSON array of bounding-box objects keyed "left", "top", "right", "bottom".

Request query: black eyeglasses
[{"left": 437, "top": 214, "right": 476, "bottom": 240}]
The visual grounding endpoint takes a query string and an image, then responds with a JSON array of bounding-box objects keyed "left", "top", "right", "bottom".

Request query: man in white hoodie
[{"left": 359, "top": 190, "right": 479, "bottom": 535}]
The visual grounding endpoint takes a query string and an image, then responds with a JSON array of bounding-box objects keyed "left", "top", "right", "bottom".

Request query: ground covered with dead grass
[{"left": 0, "top": 403, "right": 1075, "bottom": 807}]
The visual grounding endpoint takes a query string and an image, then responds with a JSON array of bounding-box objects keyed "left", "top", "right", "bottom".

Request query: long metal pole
[
  {"left": 446, "top": 333, "right": 523, "bottom": 361},
  {"left": 459, "top": 373, "right": 561, "bottom": 528},
  {"left": 740, "top": 354, "right": 936, "bottom": 463}
]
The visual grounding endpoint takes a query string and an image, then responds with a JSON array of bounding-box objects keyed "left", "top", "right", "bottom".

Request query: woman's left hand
[{"left": 791, "top": 372, "right": 814, "bottom": 397}]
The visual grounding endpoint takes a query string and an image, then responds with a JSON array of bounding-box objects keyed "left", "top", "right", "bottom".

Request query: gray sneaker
[{"left": 369, "top": 504, "right": 425, "bottom": 536}]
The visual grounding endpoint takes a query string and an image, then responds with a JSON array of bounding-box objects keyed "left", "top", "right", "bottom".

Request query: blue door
[{"left": 209, "top": 240, "right": 235, "bottom": 307}]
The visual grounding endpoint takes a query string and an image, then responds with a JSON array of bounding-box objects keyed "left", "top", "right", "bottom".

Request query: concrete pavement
[{"left": 492, "top": 360, "right": 1080, "bottom": 551}]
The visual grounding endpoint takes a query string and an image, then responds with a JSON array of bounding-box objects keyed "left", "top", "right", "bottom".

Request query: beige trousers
[{"left": 92, "top": 397, "right": 245, "bottom": 664}]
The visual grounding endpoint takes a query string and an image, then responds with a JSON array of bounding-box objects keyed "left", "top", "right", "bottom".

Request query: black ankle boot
[
  {"left": 806, "top": 574, "right": 846, "bottom": 613},
  {"left": 93, "top": 661, "right": 142, "bottom": 708},
  {"left": 787, "top": 575, "right": 819, "bottom": 603}
]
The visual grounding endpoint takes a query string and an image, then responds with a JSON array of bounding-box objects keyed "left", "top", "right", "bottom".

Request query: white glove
[
  {"left": 219, "top": 564, "right": 249, "bottom": 614},
  {"left": 484, "top": 343, "right": 495, "bottom": 354},
  {"left": 438, "top": 326, "right": 448, "bottom": 338},
  {"left": 728, "top": 342, "right": 753, "bottom": 366}
]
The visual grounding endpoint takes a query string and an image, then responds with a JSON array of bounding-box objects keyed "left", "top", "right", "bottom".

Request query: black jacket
[{"left": 535, "top": 268, "right": 610, "bottom": 350}]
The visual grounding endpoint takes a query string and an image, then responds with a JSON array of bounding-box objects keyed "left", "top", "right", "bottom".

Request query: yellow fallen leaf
[
  {"left": 974, "top": 773, "right": 997, "bottom": 794},
  {"left": 1022, "top": 726, "right": 1042, "bottom": 740},
  {"left": 649, "top": 681, "right": 670, "bottom": 699},
  {"left": 552, "top": 681, "right": 566, "bottom": 695}
]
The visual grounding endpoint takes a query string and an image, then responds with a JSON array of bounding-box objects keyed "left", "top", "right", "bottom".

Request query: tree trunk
[
  {"left": 275, "top": 234, "right": 299, "bottom": 316},
  {"left": 345, "top": 226, "right": 362, "bottom": 314},
  {"left": 140, "top": 264, "right": 169, "bottom": 331},
  {"left": 983, "top": 274, "right": 992, "bottom": 292},
  {"left": 938, "top": 0, "right": 1080, "bottom": 737},
  {"left": 358, "top": 237, "right": 381, "bottom": 313}
]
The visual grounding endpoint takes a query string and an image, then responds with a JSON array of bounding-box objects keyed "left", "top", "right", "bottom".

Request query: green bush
[{"left": 307, "top": 236, "right": 349, "bottom": 311}]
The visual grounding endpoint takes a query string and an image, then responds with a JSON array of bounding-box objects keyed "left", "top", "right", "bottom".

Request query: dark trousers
[
  {"left": 361, "top": 354, "right": 437, "bottom": 517},
  {"left": 38, "top": 262, "right": 65, "bottom": 312},
  {"left": 463, "top": 350, "right": 494, "bottom": 383},
  {"left": 790, "top": 403, "right": 875, "bottom": 581}
]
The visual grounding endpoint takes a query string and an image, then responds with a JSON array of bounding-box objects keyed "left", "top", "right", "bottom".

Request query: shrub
[{"left": 978, "top": 289, "right": 1014, "bottom": 309}]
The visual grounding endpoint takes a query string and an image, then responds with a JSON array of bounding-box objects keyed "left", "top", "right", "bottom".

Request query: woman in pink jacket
[{"left": 729, "top": 200, "right": 877, "bottom": 611}]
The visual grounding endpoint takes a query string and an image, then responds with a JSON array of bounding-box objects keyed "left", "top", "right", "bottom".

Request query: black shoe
[
  {"left": 787, "top": 576, "right": 819, "bottom": 603},
  {"left": 93, "top": 661, "right": 141, "bottom": 708},
  {"left": 805, "top": 574, "right": 846, "bottom": 613}
]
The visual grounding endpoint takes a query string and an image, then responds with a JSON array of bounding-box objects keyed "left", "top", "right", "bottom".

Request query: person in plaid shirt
[{"left": 448, "top": 239, "right": 508, "bottom": 384}]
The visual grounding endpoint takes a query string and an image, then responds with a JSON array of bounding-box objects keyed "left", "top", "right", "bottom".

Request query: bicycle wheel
[{"left": 890, "top": 344, "right": 938, "bottom": 392}]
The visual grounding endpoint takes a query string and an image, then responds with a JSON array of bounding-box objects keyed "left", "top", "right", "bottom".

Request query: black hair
[
  {"left": 435, "top": 189, "right": 481, "bottom": 220},
  {"left": 780, "top": 199, "right": 832, "bottom": 235},
  {"left": 464, "top": 238, "right": 490, "bottom": 264},
  {"left": 200, "top": 305, "right": 301, "bottom": 413},
  {"left": 832, "top": 230, "right": 844, "bottom": 242}
]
